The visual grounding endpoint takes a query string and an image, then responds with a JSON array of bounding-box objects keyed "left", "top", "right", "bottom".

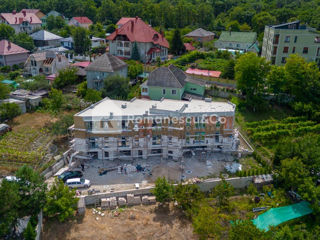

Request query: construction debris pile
[{"left": 100, "top": 194, "right": 156, "bottom": 210}]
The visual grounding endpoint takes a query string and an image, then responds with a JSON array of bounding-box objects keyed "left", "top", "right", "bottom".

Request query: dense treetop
[{"left": 1, "top": 0, "right": 320, "bottom": 35}]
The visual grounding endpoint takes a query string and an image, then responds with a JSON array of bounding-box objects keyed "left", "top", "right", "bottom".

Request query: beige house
[
  {"left": 68, "top": 17, "right": 92, "bottom": 29},
  {"left": 24, "top": 51, "right": 68, "bottom": 76},
  {"left": 185, "top": 28, "right": 215, "bottom": 43},
  {"left": 0, "top": 40, "right": 29, "bottom": 66},
  {"left": 0, "top": 10, "right": 42, "bottom": 34}
]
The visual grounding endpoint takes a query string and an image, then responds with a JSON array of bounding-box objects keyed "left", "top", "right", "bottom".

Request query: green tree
[
  {"left": 127, "top": 60, "right": 143, "bottom": 79},
  {"left": 226, "top": 20, "right": 241, "bottom": 31},
  {"left": 53, "top": 67, "right": 78, "bottom": 89},
  {"left": 77, "top": 81, "right": 87, "bottom": 98},
  {"left": 170, "top": 29, "right": 185, "bottom": 55},
  {"left": 0, "top": 103, "right": 21, "bottom": 121},
  {"left": 84, "top": 89, "right": 102, "bottom": 103},
  {"left": 0, "top": 24, "right": 15, "bottom": 40},
  {"left": 235, "top": 52, "right": 270, "bottom": 111},
  {"left": 174, "top": 184, "right": 203, "bottom": 217},
  {"left": 102, "top": 75, "right": 130, "bottom": 99},
  {"left": 44, "top": 88, "right": 64, "bottom": 112},
  {"left": 23, "top": 221, "right": 36, "bottom": 240},
  {"left": 0, "top": 82, "right": 10, "bottom": 99},
  {"left": 152, "top": 177, "right": 174, "bottom": 204},
  {"left": 12, "top": 33, "right": 35, "bottom": 51},
  {"left": 105, "top": 24, "right": 116, "bottom": 33},
  {"left": 252, "top": 12, "right": 276, "bottom": 33},
  {"left": 15, "top": 165, "right": 47, "bottom": 218},
  {"left": 229, "top": 220, "right": 267, "bottom": 240},
  {"left": 266, "top": 65, "right": 287, "bottom": 103},
  {"left": 0, "top": 180, "right": 20, "bottom": 238},
  {"left": 131, "top": 42, "right": 140, "bottom": 61},
  {"left": 21, "top": 75, "right": 50, "bottom": 91},
  {"left": 73, "top": 27, "right": 91, "bottom": 55},
  {"left": 47, "top": 15, "right": 66, "bottom": 30},
  {"left": 44, "top": 178, "right": 79, "bottom": 222},
  {"left": 240, "top": 23, "right": 251, "bottom": 31},
  {"left": 221, "top": 59, "right": 235, "bottom": 79},
  {"left": 277, "top": 157, "right": 309, "bottom": 190},
  {"left": 192, "top": 205, "right": 225, "bottom": 240},
  {"left": 51, "top": 114, "right": 74, "bottom": 135},
  {"left": 212, "top": 177, "right": 234, "bottom": 208}
]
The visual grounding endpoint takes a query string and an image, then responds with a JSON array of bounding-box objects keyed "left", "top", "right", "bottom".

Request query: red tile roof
[
  {"left": 0, "top": 40, "right": 29, "bottom": 56},
  {"left": 184, "top": 43, "right": 195, "bottom": 51},
  {"left": 0, "top": 12, "right": 41, "bottom": 24},
  {"left": 72, "top": 17, "right": 93, "bottom": 24},
  {"left": 186, "top": 68, "right": 221, "bottom": 78},
  {"left": 107, "top": 17, "right": 169, "bottom": 48},
  {"left": 72, "top": 61, "right": 91, "bottom": 68},
  {"left": 116, "top": 17, "right": 135, "bottom": 26}
]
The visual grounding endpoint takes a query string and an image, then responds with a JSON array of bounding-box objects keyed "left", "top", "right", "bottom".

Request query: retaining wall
[{"left": 83, "top": 176, "right": 255, "bottom": 206}]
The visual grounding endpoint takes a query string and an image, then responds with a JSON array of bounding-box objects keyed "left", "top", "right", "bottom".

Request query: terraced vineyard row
[
  {"left": 246, "top": 116, "right": 320, "bottom": 144},
  {"left": 0, "top": 128, "right": 52, "bottom": 168}
]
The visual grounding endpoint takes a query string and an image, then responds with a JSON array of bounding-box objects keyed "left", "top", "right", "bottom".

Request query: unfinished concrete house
[{"left": 71, "top": 97, "right": 239, "bottom": 160}]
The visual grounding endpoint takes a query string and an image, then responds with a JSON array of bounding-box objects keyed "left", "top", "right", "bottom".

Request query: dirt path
[{"left": 42, "top": 204, "right": 197, "bottom": 240}]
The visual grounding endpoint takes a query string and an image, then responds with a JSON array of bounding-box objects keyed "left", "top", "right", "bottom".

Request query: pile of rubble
[{"left": 100, "top": 194, "right": 156, "bottom": 209}]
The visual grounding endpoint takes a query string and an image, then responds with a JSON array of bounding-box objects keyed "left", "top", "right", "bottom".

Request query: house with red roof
[
  {"left": 184, "top": 43, "right": 196, "bottom": 52},
  {"left": 20, "top": 9, "right": 45, "bottom": 20},
  {"left": 69, "top": 17, "right": 93, "bottom": 29},
  {"left": 107, "top": 16, "right": 169, "bottom": 63},
  {"left": 0, "top": 10, "right": 42, "bottom": 33},
  {"left": 116, "top": 17, "right": 135, "bottom": 28},
  {"left": 0, "top": 40, "right": 29, "bottom": 66}
]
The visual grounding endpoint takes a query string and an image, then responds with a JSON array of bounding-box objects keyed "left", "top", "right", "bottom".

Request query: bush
[
  {"left": 0, "top": 102, "right": 21, "bottom": 121},
  {"left": 152, "top": 177, "right": 174, "bottom": 203},
  {"left": 50, "top": 114, "right": 74, "bottom": 135}
]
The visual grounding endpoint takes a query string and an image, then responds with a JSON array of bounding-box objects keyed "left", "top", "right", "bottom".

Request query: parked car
[
  {"left": 0, "top": 124, "right": 11, "bottom": 136},
  {"left": 65, "top": 178, "right": 90, "bottom": 188},
  {"left": 58, "top": 171, "right": 83, "bottom": 182}
]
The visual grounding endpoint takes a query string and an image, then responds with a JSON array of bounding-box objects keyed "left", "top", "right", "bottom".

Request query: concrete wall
[
  {"left": 0, "top": 53, "right": 29, "bottom": 66},
  {"left": 82, "top": 176, "right": 255, "bottom": 206},
  {"left": 41, "top": 158, "right": 65, "bottom": 180}
]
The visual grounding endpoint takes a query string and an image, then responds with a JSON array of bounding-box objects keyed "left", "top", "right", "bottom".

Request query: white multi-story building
[{"left": 71, "top": 97, "right": 239, "bottom": 161}]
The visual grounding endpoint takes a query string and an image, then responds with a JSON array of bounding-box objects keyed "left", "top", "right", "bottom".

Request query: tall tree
[
  {"left": 44, "top": 178, "right": 79, "bottom": 222},
  {"left": 152, "top": 177, "right": 174, "bottom": 204},
  {"left": 170, "top": 29, "right": 185, "bottom": 55},
  {"left": 102, "top": 75, "right": 130, "bottom": 99},
  {"left": 235, "top": 52, "right": 270, "bottom": 111},
  {"left": 131, "top": 42, "right": 140, "bottom": 61},
  {"left": 73, "top": 27, "right": 91, "bottom": 55},
  {"left": 0, "top": 24, "right": 15, "bottom": 40},
  {"left": 212, "top": 177, "right": 234, "bottom": 209},
  {"left": 12, "top": 33, "right": 35, "bottom": 51}
]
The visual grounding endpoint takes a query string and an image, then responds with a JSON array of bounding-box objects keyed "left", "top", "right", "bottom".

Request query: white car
[{"left": 65, "top": 178, "right": 91, "bottom": 188}]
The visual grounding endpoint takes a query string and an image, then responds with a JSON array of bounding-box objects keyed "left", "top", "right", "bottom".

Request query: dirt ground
[
  {"left": 42, "top": 204, "right": 197, "bottom": 240},
  {"left": 9, "top": 112, "right": 57, "bottom": 131}
]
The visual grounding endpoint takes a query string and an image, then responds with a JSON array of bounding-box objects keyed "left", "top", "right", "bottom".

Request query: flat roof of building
[{"left": 76, "top": 97, "right": 235, "bottom": 118}]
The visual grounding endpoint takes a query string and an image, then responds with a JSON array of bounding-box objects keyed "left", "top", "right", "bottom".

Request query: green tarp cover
[{"left": 252, "top": 201, "right": 313, "bottom": 231}]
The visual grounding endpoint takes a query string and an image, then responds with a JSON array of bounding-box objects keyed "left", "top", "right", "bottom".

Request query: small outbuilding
[{"left": 185, "top": 28, "right": 215, "bottom": 43}]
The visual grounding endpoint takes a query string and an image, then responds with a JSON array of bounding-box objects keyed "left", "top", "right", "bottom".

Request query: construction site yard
[
  {"left": 55, "top": 152, "right": 237, "bottom": 193},
  {"left": 42, "top": 204, "right": 197, "bottom": 240}
]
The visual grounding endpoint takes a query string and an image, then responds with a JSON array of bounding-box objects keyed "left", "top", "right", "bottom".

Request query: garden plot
[{"left": 0, "top": 128, "right": 53, "bottom": 174}]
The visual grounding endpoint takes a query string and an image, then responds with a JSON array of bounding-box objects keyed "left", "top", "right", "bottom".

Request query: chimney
[
  {"left": 22, "top": 10, "right": 26, "bottom": 17},
  {"left": 12, "top": 10, "right": 16, "bottom": 15},
  {"left": 7, "top": 41, "right": 11, "bottom": 50},
  {"left": 15, "top": 17, "right": 17, "bottom": 23},
  {"left": 131, "top": 20, "right": 134, "bottom": 33},
  {"left": 30, "top": 17, "right": 32, "bottom": 23},
  {"left": 135, "top": 16, "right": 138, "bottom": 22}
]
